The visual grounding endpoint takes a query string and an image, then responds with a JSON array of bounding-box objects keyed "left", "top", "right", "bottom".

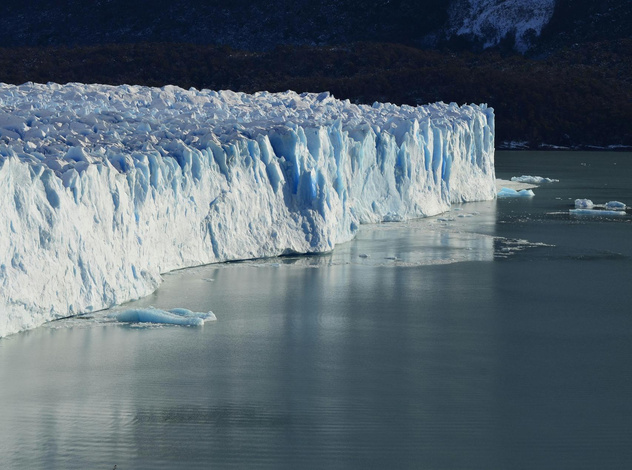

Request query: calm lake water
[{"left": 1, "top": 151, "right": 631, "bottom": 469}]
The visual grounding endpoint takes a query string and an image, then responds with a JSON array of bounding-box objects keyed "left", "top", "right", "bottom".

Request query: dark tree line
[{"left": 1, "top": 41, "right": 630, "bottom": 148}]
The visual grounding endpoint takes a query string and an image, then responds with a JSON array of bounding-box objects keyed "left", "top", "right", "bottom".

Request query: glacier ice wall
[{"left": 0, "top": 82, "right": 495, "bottom": 337}]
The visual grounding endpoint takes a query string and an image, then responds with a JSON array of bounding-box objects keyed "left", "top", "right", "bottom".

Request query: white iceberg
[
  {"left": 575, "top": 199, "right": 594, "bottom": 209},
  {"left": 511, "top": 175, "right": 559, "bottom": 184},
  {"left": 0, "top": 82, "right": 496, "bottom": 337},
  {"left": 575, "top": 199, "right": 626, "bottom": 211},
  {"left": 571, "top": 199, "right": 627, "bottom": 217}
]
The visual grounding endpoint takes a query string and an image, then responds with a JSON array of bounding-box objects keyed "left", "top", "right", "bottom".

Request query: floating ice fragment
[
  {"left": 114, "top": 307, "right": 216, "bottom": 326},
  {"left": 511, "top": 175, "right": 559, "bottom": 184},
  {"left": 575, "top": 199, "right": 627, "bottom": 211},
  {"left": 569, "top": 209, "right": 626, "bottom": 217},
  {"left": 605, "top": 201, "right": 626, "bottom": 210},
  {"left": 570, "top": 199, "right": 628, "bottom": 217},
  {"left": 497, "top": 187, "right": 535, "bottom": 198},
  {"left": 575, "top": 199, "right": 594, "bottom": 209}
]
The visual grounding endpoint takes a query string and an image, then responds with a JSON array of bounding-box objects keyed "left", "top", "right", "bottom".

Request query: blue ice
[
  {"left": 497, "top": 187, "right": 535, "bottom": 198},
  {"left": 114, "top": 307, "right": 216, "bottom": 326}
]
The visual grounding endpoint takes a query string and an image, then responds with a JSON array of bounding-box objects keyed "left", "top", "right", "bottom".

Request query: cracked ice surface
[{"left": 0, "top": 82, "right": 495, "bottom": 337}]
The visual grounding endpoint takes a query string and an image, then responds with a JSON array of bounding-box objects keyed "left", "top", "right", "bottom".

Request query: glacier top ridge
[{"left": 0, "top": 82, "right": 489, "bottom": 175}]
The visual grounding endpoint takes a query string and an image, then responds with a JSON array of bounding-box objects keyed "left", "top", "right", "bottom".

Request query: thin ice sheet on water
[{"left": 569, "top": 209, "right": 627, "bottom": 217}]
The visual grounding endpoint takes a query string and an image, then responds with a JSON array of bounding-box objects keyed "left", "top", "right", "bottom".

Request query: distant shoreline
[{"left": 497, "top": 143, "right": 632, "bottom": 152}]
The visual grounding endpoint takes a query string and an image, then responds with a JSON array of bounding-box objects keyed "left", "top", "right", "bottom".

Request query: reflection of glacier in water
[
  {"left": 49, "top": 198, "right": 551, "bottom": 331},
  {"left": 222, "top": 217, "right": 498, "bottom": 269},
  {"left": 183, "top": 200, "right": 503, "bottom": 271},
  {"left": 6, "top": 151, "right": 632, "bottom": 470}
]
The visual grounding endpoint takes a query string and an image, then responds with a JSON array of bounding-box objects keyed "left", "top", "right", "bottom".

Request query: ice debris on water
[
  {"left": 0, "top": 82, "right": 495, "bottom": 338},
  {"left": 511, "top": 175, "right": 559, "bottom": 184},
  {"left": 575, "top": 199, "right": 594, "bottom": 209},
  {"left": 575, "top": 199, "right": 627, "bottom": 211},
  {"left": 497, "top": 187, "right": 535, "bottom": 198},
  {"left": 605, "top": 201, "right": 626, "bottom": 210},
  {"left": 570, "top": 209, "right": 627, "bottom": 217},
  {"left": 114, "top": 308, "right": 216, "bottom": 326},
  {"left": 494, "top": 237, "right": 553, "bottom": 258},
  {"left": 571, "top": 199, "right": 628, "bottom": 217}
]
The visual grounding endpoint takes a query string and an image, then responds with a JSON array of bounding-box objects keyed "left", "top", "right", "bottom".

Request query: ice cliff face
[
  {"left": 449, "top": 0, "right": 556, "bottom": 52},
  {"left": 0, "top": 82, "right": 495, "bottom": 337}
]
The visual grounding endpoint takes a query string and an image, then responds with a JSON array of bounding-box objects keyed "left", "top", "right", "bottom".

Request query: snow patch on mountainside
[{"left": 449, "top": 0, "right": 556, "bottom": 52}]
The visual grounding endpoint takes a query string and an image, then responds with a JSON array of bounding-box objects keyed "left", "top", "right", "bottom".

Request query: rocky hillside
[
  {"left": 0, "top": 1, "right": 630, "bottom": 148},
  {"left": 1, "top": 0, "right": 630, "bottom": 54}
]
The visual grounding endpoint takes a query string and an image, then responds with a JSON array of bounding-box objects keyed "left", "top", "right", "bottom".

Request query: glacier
[{"left": 0, "top": 82, "right": 495, "bottom": 338}]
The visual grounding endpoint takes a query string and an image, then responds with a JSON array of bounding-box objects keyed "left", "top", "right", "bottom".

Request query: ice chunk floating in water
[
  {"left": 571, "top": 199, "right": 628, "bottom": 217},
  {"left": 575, "top": 199, "right": 594, "bottom": 209},
  {"left": 497, "top": 187, "right": 535, "bottom": 198},
  {"left": 570, "top": 209, "right": 627, "bottom": 217},
  {"left": 605, "top": 201, "right": 626, "bottom": 210},
  {"left": 575, "top": 199, "right": 627, "bottom": 211},
  {"left": 114, "top": 308, "right": 216, "bottom": 326},
  {"left": 0, "top": 82, "right": 496, "bottom": 337},
  {"left": 511, "top": 175, "right": 559, "bottom": 184}
]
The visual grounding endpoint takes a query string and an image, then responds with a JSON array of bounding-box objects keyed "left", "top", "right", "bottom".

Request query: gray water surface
[{"left": 1, "top": 151, "right": 631, "bottom": 469}]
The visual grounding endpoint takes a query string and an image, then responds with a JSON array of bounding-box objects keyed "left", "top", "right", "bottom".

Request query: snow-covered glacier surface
[{"left": 0, "top": 82, "right": 495, "bottom": 337}]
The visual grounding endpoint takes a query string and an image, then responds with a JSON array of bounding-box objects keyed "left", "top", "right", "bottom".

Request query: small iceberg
[
  {"left": 571, "top": 199, "right": 628, "bottom": 217},
  {"left": 114, "top": 307, "right": 216, "bottom": 326},
  {"left": 497, "top": 187, "right": 535, "bottom": 198},
  {"left": 575, "top": 199, "right": 594, "bottom": 209},
  {"left": 511, "top": 175, "right": 559, "bottom": 184},
  {"left": 605, "top": 201, "right": 626, "bottom": 210}
]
